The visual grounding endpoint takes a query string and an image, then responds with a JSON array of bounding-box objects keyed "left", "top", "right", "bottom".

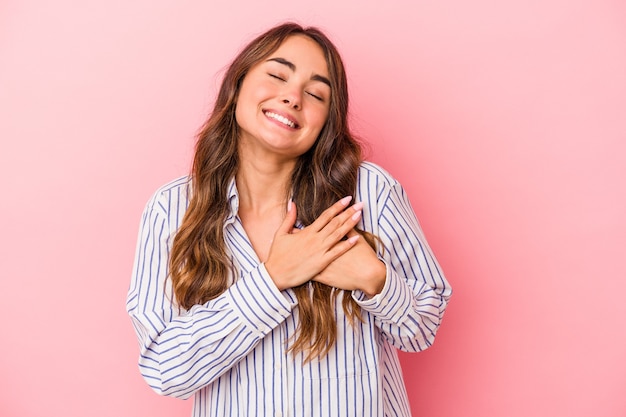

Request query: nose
[
  {"left": 282, "top": 98, "right": 299, "bottom": 109},
  {"left": 281, "top": 88, "right": 302, "bottom": 110}
]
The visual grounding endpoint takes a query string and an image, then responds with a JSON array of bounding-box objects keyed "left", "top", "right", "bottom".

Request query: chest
[{"left": 235, "top": 209, "right": 285, "bottom": 263}]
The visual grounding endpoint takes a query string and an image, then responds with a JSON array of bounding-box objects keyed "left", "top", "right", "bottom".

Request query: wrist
[
  {"left": 361, "top": 260, "right": 386, "bottom": 298},
  {"left": 264, "top": 261, "right": 286, "bottom": 291}
]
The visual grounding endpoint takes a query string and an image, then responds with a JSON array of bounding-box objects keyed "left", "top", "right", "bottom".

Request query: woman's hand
[
  {"left": 264, "top": 197, "right": 363, "bottom": 290},
  {"left": 314, "top": 229, "right": 387, "bottom": 298}
]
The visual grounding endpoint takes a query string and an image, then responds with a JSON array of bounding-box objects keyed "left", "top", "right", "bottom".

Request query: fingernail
[
  {"left": 288, "top": 200, "right": 293, "bottom": 212},
  {"left": 351, "top": 210, "right": 362, "bottom": 221},
  {"left": 348, "top": 235, "right": 360, "bottom": 244},
  {"left": 352, "top": 202, "right": 364, "bottom": 211},
  {"left": 340, "top": 196, "right": 352, "bottom": 206}
]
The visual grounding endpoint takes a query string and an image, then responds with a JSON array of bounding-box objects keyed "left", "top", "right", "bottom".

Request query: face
[{"left": 235, "top": 35, "right": 332, "bottom": 162}]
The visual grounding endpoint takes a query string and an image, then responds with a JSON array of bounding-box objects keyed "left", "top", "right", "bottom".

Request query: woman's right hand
[{"left": 264, "top": 196, "right": 363, "bottom": 290}]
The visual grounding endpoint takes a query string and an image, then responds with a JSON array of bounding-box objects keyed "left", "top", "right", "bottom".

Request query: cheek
[
  {"left": 311, "top": 108, "right": 330, "bottom": 132},
  {"left": 235, "top": 84, "right": 264, "bottom": 124}
]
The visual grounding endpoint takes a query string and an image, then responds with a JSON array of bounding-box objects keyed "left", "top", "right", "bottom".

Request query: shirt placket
[{"left": 273, "top": 321, "right": 290, "bottom": 417}]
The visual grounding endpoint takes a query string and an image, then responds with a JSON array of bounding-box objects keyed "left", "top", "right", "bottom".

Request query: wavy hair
[{"left": 169, "top": 22, "right": 376, "bottom": 361}]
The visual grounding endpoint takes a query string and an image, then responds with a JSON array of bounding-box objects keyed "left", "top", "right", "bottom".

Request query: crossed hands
[{"left": 264, "top": 197, "right": 386, "bottom": 298}]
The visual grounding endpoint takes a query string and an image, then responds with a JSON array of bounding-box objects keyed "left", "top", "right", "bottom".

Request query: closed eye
[
  {"left": 268, "top": 73, "right": 286, "bottom": 81},
  {"left": 306, "top": 91, "right": 323, "bottom": 101}
]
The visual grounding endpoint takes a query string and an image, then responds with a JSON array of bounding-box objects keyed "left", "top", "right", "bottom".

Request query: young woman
[{"left": 127, "top": 22, "right": 452, "bottom": 417}]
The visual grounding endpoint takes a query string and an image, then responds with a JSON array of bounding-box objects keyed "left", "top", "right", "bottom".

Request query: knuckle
[
  {"left": 330, "top": 229, "right": 346, "bottom": 242},
  {"left": 315, "top": 212, "right": 334, "bottom": 228},
  {"left": 324, "top": 203, "right": 341, "bottom": 215},
  {"left": 328, "top": 216, "right": 342, "bottom": 228}
]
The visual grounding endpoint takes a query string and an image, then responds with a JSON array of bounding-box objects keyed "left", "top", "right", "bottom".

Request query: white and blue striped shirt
[{"left": 127, "top": 161, "right": 452, "bottom": 417}]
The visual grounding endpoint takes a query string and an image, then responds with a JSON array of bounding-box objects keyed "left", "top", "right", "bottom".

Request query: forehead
[{"left": 266, "top": 35, "right": 329, "bottom": 76}]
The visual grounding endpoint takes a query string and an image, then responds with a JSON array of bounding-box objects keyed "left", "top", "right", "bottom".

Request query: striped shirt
[{"left": 126, "top": 161, "right": 452, "bottom": 417}]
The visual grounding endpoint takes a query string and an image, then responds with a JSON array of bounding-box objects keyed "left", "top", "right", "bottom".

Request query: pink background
[{"left": 1, "top": 1, "right": 625, "bottom": 416}]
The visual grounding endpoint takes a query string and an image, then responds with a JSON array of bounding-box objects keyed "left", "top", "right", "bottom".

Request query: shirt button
[
  {"left": 275, "top": 412, "right": 283, "bottom": 417},
  {"left": 274, "top": 363, "right": 282, "bottom": 370}
]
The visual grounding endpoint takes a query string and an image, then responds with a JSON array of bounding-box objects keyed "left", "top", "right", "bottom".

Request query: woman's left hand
[{"left": 313, "top": 230, "right": 386, "bottom": 298}]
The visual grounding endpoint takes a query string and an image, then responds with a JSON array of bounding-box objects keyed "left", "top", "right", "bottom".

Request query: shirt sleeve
[
  {"left": 352, "top": 179, "right": 452, "bottom": 352},
  {"left": 125, "top": 193, "right": 295, "bottom": 399}
]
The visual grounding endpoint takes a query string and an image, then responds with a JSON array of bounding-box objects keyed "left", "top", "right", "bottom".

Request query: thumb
[{"left": 276, "top": 200, "right": 298, "bottom": 235}]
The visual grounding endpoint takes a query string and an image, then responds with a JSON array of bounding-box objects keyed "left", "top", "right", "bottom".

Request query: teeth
[{"left": 265, "top": 111, "right": 295, "bottom": 128}]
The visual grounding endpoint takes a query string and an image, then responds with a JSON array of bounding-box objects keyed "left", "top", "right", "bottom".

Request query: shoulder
[
  {"left": 153, "top": 175, "right": 191, "bottom": 196},
  {"left": 145, "top": 175, "right": 191, "bottom": 213},
  {"left": 357, "top": 161, "right": 401, "bottom": 189}
]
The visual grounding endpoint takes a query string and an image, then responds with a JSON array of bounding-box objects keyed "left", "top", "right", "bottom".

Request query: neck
[{"left": 235, "top": 157, "right": 294, "bottom": 215}]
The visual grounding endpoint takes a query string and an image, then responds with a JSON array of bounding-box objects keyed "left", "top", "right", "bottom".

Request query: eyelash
[
  {"left": 268, "top": 73, "right": 324, "bottom": 102},
  {"left": 307, "top": 92, "right": 323, "bottom": 101}
]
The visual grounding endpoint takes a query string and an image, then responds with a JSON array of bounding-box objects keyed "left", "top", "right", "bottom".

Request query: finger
[
  {"left": 319, "top": 201, "right": 363, "bottom": 241},
  {"left": 324, "top": 207, "right": 362, "bottom": 243},
  {"left": 275, "top": 200, "right": 298, "bottom": 235},
  {"left": 324, "top": 234, "right": 360, "bottom": 260},
  {"left": 310, "top": 196, "right": 353, "bottom": 231}
]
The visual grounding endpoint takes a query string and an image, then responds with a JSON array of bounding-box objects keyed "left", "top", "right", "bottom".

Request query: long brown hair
[{"left": 169, "top": 22, "right": 374, "bottom": 361}]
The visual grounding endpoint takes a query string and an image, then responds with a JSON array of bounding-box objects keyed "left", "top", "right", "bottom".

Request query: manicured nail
[
  {"left": 351, "top": 210, "right": 362, "bottom": 221},
  {"left": 348, "top": 235, "right": 360, "bottom": 244},
  {"left": 340, "top": 196, "right": 352, "bottom": 206},
  {"left": 288, "top": 200, "right": 293, "bottom": 212}
]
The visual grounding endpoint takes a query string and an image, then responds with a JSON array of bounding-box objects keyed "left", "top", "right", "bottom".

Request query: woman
[{"left": 127, "top": 22, "right": 452, "bottom": 417}]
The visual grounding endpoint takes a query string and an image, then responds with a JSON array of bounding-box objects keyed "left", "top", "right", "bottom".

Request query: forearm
[
  {"left": 128, "top": 264, "right": 295, "bottom": 398},
  {"left": 352, "top": 176, "right": 452, "bottom": 351},
  {"left": 353, "top": 264, "right": 450, "bottom": 351}
]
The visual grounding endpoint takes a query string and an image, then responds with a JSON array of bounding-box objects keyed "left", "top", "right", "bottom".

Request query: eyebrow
[{"left": 267, "top": 57, "right": 331, "bottom": 87}]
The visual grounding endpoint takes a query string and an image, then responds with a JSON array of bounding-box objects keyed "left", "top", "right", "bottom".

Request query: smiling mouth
[{"left": 264, "top": 111, "right": 299, "bottom": 129}]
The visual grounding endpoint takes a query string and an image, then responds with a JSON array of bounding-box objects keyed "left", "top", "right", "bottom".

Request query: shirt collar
[{"left": 225, "top": 177, "right": 239, "bottom": 225}]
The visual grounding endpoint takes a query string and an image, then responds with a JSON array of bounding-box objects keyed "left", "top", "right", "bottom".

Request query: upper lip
[{"left": 263, "top": 109, "right": 300, "bottom": 129}]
